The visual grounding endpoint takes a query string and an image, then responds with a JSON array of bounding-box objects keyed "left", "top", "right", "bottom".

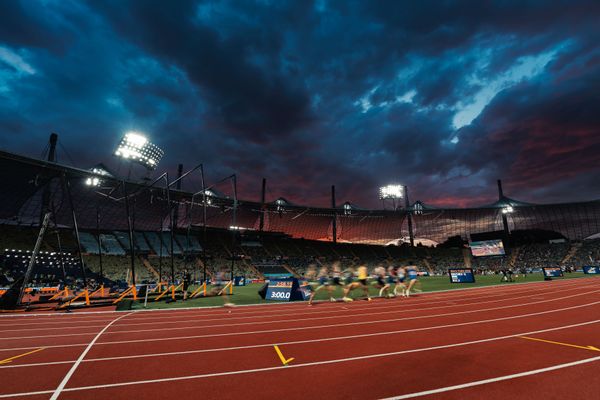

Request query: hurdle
[
  {"left": 59, "top": 288, "right": 90, "bottom": 308},
  {"left": 154, "top": 283, "right": 184, "bottom": 301},
  {"left": 190, "top": 281, "right": 207, "bottom": 298},
  {"left": 112, "top": 285, "right": 138, "bottom": 304},
  {"left": 217, "top": 281, "right": 233, "bottom": 296},
  {"left": 89, "top": 285, "right": 107, "bottom": 298},
  {"left": 49, "top": 287, "right": 71, "bottom": 301}
]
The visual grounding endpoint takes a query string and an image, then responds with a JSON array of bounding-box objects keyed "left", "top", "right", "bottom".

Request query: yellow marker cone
[{"left": 274, "top": 345, "right": 294, "bottom": 366}]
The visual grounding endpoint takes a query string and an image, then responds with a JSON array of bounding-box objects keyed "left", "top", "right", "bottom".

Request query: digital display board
[
  {"left": 543, "top": 267, "right": 563, "bottom": 277},
  {"left": 265, "top": 279, "right": 294, "bottom": 301},
  {"left": 469, "top": 239, "right": 505, "bottom": 257},
  {"left": 449, "top": 268, "right": 476, "bottom": 283},
  {"left": 583, "top": 266, "right": 600, "bottom": 275}
]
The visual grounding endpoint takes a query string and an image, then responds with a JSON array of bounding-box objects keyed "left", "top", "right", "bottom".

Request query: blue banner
[
  {"left": 543, "top": 267, "right": 563, "bottom": 277},
  {"left": 449, "top": 268, "right": 475, "bottom": 283},
  {"left": 583, "top": 266, "right": 600, "bottom": 274},
  {"left": 234, "top": 276, "right": 246, "bottom": 286}
]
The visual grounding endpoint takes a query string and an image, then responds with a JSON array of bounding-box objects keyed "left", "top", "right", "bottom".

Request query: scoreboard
[
  {"left": 265, "top": 278, "right": 312, "bottom": 301},
  {"left": 543, "top": 267, "right": 563, "bottom": 278},
  {"left": 266, "top": 279, "right": 294, "bottom": 300},
  {"left": 449, "top": 268, "right": 475, "bottom": 283},
  {"left": 583, "top": 266, "right": 600, "bottom": 275}
]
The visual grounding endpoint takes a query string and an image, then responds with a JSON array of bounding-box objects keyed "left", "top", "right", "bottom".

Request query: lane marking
[
  {"left": 519, "top": 336, "right": 600, "bottom": 352},
  {"left": 1, "top": 319, "right": 599, "bottom": 398},
  {"left": 0, "top": 348, "right": 44, "bottom": 365},
  {"left": 273, "top": 345, "right": 294, "bottom": 365},
  {"left": 0, "top": 276, "right": 592, "bottom": 321},
  {"left": 2, "top": 288, "right": 598, "bottom": 343},
  {"left": 1, "top": 303, "right": 599, "bottom": 371},
  {"left": 0, "top": 282, "right": 574, "bottom": 333},
  {"left": 2, "top": 292, "right": 599, "bottom": 354},
  {"left": 380, "top": 355, "right": 600, "bottom": 399},
  {"left": 48, "top": 312, "right": 132, "bottom": 400},
  {"left": 0, "top": 279, "right": 571, "bottom": 330}
]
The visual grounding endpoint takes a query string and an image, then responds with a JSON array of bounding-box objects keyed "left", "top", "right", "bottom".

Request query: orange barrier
[
  {"left": 154, "top": 283, "right": 184, "bottom": 301},
  {"left": 59, "top": 288, "right": 90, "bottom": 308},
  {"left": 190, "top": 282, "right": 207, "bottom": 298},
  {"left": 49, "top": 287, "right": 71, "bottom": 301},
  {"left": 112, "top": 286, "right": 138, "bottom": 304},
  {"left": 218, "top": 281, "right": 233, "bottom": 296},
  {"left": 89, "top": 285, "right": 107, "bottom": 298},
  {"left": 150, "top": 282, "right": 167, "bottom": 293}
]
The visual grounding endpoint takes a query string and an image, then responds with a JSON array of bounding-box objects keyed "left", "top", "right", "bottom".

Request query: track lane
[{"left": 0, "top": 289, "right": 597, "bottom": 396}]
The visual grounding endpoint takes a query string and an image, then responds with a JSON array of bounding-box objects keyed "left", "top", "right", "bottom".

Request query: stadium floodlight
[
  {"left": 343, "top": 202, "right": 352, "bottom": 216},
  {"left": 379, "top": 184, "right": 404, "bottom": 200},
  {"left": 114, "top": 131, "right": 164, "bottom": 170},
  {"left": 85, "top": 177, "right": 101, "bottom": 187},
  {"left": 502, "top": 205, "right": 514, "bottom": 214},
  {"left": 85, "top": 166, "right": 113, "bottom": 187}
]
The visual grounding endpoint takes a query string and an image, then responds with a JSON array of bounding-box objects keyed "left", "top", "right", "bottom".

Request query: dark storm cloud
[
  {"left": 93, "top": 0, "right": 313, "bottom": 141},
  {"left": 0, "top": 0, "right": 599, "bottom": 208}
]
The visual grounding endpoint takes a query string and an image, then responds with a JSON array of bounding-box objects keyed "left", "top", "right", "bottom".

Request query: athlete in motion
[
  {"left": 405, "top": 264, "right": 420, "bottom": 297},
  {"left": 394, "top": 265, "right": 408, "bottom": 297},
  {"left": 343, "top": 264, "right": 372, "bottom": 302},
  {"left": 308, "top": 265, "right": 334, "bottom": 305}
]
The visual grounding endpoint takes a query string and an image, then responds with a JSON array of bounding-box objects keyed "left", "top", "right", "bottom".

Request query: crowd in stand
[{"left": 1, "top": 224, "right": 599, "bottom": 288}]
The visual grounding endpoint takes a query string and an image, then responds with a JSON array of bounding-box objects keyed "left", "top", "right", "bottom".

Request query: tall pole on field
[
  {"left": 404, "top": 185, "right": 414, "bottom": 247},
  {"left": 259, "top": 178, "right": 266, "bottom": 231},
  {"left": 331, "top": 185, "right": 337, "bottom": 243}
]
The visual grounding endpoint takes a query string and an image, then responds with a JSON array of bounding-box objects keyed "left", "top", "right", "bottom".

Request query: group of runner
[{"left": 305, "top": 261, "right": 420, "bottom": 305}]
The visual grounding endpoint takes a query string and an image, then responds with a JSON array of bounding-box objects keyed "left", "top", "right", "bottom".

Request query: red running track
[{"left": 0, "top": 277, "right": 599, "bottom": 399}]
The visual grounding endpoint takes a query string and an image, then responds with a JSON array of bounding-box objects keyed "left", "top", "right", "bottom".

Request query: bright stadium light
[
  {"left": 85, "top": 166, "right": 112, "bottom": 187},
  {"left": 379, "top": 184, "right": 404, "bottom": 200},
  {"left": 85, "top": 177, "right": 101, "bottom": 187},
  {"left": 114, "top": 131, "right": 164, "bottom": 170},
  {"left": 502, "top": 205, "right": 514, "bottom": 214},
  {"left": 343, "top": 202, "right": 352, "bottom": 216}
]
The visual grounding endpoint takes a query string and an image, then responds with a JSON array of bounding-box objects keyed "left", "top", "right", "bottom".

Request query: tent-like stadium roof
[{"left": 1, "top": 150, "right": 599, "bottom": 244}]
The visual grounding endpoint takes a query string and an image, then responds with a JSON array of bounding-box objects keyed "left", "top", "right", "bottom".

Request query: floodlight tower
[
  {"left": 115, "top": 131, "right": 164, "bottom": 174},
  {"left": 113, "top": 131, "right": 164, "bottom": 286},
  {"left": 379, "top": 184, "right": 404, "bottom": 210},
  {"left": 379, "top": 184, "right": 415, "bottom": 246}
]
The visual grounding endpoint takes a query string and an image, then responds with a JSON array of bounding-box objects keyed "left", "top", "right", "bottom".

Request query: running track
[{"left": 0, "top": 278, "right": 599, "bottom": 399}]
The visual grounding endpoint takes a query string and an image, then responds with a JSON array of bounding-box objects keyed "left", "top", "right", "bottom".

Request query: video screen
[{"left": 469, "top": 239, "right": 505, "bottom": 257}]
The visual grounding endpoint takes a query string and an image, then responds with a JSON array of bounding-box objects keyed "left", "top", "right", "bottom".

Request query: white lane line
[
  {"left": 1, "top": 276, "right": 591, "bottom": 322},
  {"left": 1, "top": 317, "right": 598, "bottom": 398},
  {"left": 2, "top": 287, "right": 597, "bottom": 342},
  {"left": 1, "top": 297, "right": 599, "bottom": 366},
  {"left": 380, "top": 355, "right": 600, "bottom": 399},
  {"left": 2, "top": 312, "right": 599, "bottom": 371},
  {"left": 0, "top": 279, "right": 565, "bottom": 328},
  {"left": 0, "top": 283, "right": 556, "bottom": 331},
  {"left": 48, "top": 312, "right": 132, "bottom": 400}
]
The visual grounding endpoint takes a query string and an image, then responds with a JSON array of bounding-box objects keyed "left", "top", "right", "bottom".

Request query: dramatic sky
[{"left": 1, "top": 0, "right": 599, "bottom": 208}]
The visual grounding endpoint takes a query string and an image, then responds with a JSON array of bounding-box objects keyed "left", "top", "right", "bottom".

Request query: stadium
[
  {"left": 0, "top": 133, "right": 599, "bottom": 399},
  {"left": 2, "top": 1, "right": 600, "bottom": 399}
]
